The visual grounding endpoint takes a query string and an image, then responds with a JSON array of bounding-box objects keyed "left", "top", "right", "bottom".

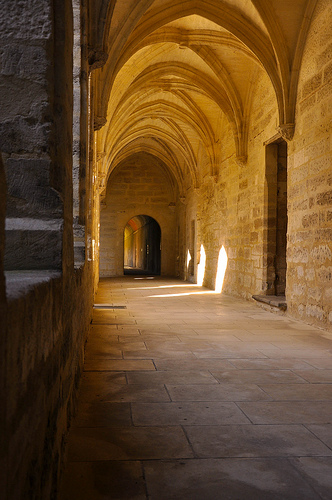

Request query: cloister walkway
[{"left": 60, "top": 277, "right": 332, "bottom": 499}]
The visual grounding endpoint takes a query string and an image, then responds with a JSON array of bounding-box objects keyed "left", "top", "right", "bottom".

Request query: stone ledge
[
  {"left": 252, "top": 295, "right": 287, "bottom": 311},
  {"left": 5, "top": 270, "right": 61, "bottom": 301}
]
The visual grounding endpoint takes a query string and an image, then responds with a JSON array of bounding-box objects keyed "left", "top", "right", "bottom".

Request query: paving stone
[
  {"left": 79, "top": 372, "right": 128, "bottom": 401},
  {"left": 60, "top": 461, "right": 147, "bottom": 500},
  {"left": 143, "top": 458, "right": 321, "bottom": 500},
  {"left": 302, "top": 358, "right": 332, "bottom": 369},
  {"left": 167, "top": 383, "right": 272, "bottom": 402},
  {"left": 230, "top": 359, "right": 315, "bottom": 370},
  {"left": 80, "top": 383, "right": 170, "bottom": 403},
  {"left": 90, "top": 325, "right": 118, "bottom": 334},
  {"left": 131, "top": 402, "right": 251, "bottom": 426},
  {"left": 184, "top": 424, "right": 332, "bottom": 458},
  {"left": 73, "top": 402, "right": 132, "bottom": 427},
  {"left": 211, "top": 369, "right": 307, "bottom": 384},
  {"left": 127, "top": 370, "right": 218, "bottom": 385},
  {"left": 123, "top": 350, "right": 197, "bottom": 359},
  {"left": 154, "top": 358, "right": 236, "bottom": 371},
  {"left": 67, "top": 426, "right": 194, "bottom": 461},
  {"left": 291, "top": 457, "right": 332, "bottom": 500},
  {"left": 193, "top": 349, "right": 266, "bottom": 359},
  {"left": 258, "top": 348, "right": 332, "bottom": 359},
  {"left": 238, "top": 401, "right": 332, "bottom": 424},
  {"left": 143, "top": 341, "right": 193, "bottom": 351},
  {"left": 306, "top": 424, "right": 332, "bottom": 448},
  {"left": 84, "top": 346, "right": 123, "bottom": 360},
  {"left": 293, "top": 370, "right": 332, "bottom": 382},
  {"left": 84, "top": 359, "right": 155, "bottom": 371},
  {"left": 259, "top": 384, "right": 332, "bottom": 400}
]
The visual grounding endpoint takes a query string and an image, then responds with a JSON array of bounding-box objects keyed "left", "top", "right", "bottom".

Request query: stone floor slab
[
  {"left": 290, "top": 457, "right": 332, "bottom": 500},
  {"left": 123, "top": 350, "right": 197, "bottom": 359},
  {"left": 154, "top": 358, "right": 236, "bottom": 371},
  {"left": 293, "top": 369, "right": 332, "bottom": 383},
  {"left": 238, "top": 401, "right": 332, "bottom": 424},
  {"left": 193, "top": 349, "right": 267, "bottom": 359},
  {"left": 73, "top": 402, "right": 132, "bottom": 427},
  {"left": 84, "top": 347, "right": 124, "bottom": 360},
  {"left": 211, "top": 369, "right": 307, "bottom": 384},
  {"left": 167, "top": 383, "right": 272, "bottom": 401},
  {"left": 306, "top": 424, "right": 332, "bottom": 448},
  {"left": 84, "top": 359, "right": 155, "bottom": 371},
  {"left": 131, "top": 402, "right": 251, "bottom": 426},
  {"left": 127, "top": 370, "right": 218, "bottom": 385},
  {"left": 60, "top": 461, "right": 147, "bottom": 500},
  {"left": 259, "top": 384, "right": 332, "bottom": 400},
  {"left": 80, "top": 383, "right": 170, "bottom": 403},
  {"left": 67, "top": 426, "right": 194, "bottom": 461},
  {"left": 184, "top": 424, "right": 332, "bottom": 458},
  {"left": 143, "top": 458, "right": 321, "bottom": 500},
  {"left": 230, "top": 358, "right": 314, "bottom": 370}
]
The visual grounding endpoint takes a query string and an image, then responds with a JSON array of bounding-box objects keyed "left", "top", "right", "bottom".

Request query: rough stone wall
[
  {"left": 4, "top": 270, "right": 93, "bottom": 500},
  {"left": 287, "top": 0, "right": 332, "bottom": 329},
  {"left": 0, "top": 1, "right": 96, "bottom": 498},
  {"left": 182, "top": 77, "right": 279, "bottom": 299},
  {"left": 0, "top": 0, "right": 65, "bottom": 270},
  {"left": 100, "top": 153, "right": 178, "bottom": 277},
  {"left": 0, "top": 154, "right": 7, "bottom": 499}
]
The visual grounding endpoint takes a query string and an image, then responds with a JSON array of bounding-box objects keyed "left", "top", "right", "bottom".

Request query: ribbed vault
[{"left": 91, "top": 0, "right": 318, "bottom": 196}]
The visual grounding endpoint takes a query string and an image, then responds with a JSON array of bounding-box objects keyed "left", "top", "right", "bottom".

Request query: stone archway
[{"left": 124, "top": 215, "right": 161, "bottom": 275}]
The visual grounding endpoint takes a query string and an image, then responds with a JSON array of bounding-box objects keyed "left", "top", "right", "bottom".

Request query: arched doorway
[{"left": 124, "top": 215, "right": 161, "bottom": 275}]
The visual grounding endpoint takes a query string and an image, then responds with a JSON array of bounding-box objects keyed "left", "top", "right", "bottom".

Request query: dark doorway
[
  {"left": 124, "top": 215, "right": 161, "bottom": 275},
  {"left": 265, "top": 139, "right": 288, "bottom": 296}
]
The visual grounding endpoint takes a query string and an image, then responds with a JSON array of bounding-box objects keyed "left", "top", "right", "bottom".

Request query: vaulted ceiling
[{"left": 90, "top": 0, "right": 318, "bottom": 196}]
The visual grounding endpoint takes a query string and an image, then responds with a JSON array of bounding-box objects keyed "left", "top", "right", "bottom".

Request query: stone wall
[
  {"left": 0, "top": 0, "right": 65, "bottom": 271},
  {"left": 100, "top": 152, "right": 178, "bottom": 277},
  {"left": 0, "top": 154, "right": 7, "bottom": 499},
  {"left": 0, "top": 1, "right": 96, "bottom": 498},
  {"left": 181, "top": 74, "right": 279, "bottom": 299},
  {"left": 288, "top": 0, "right": 332, "bottom": 329},
  {"left": 3, "top": 270, "right": 93, "bottom": 499}
]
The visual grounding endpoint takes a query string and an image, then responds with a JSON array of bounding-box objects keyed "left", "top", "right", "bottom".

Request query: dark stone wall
[
  {"left": 0, "top": 154, "right": 7, "bottom": 499},
  {"left": 4, "top": 269, "right": 93, "bottom": 499},
  {"left": 0, "top": 0, "right": 95, "bottom": 498},
  {"left": 0, "top": 0, "right": 64, "bottom": 271}
]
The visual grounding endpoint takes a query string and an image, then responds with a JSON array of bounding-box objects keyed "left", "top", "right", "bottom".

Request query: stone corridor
[{"left": 60, "top": 277, "right": 332, "bottom": 499}]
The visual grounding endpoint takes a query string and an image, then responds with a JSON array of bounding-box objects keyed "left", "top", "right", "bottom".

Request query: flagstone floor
[{"left": 60, "top": 277, "right": 332, "bottom": 499}]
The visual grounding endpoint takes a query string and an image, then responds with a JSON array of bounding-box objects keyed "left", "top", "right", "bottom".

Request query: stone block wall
[
  {"left": 0, "top": 0, "right": 65, "bottom": 271},
  {"left": 100, "top": 152, "right": 178, "bottom": 277},
  {"left": 182, "top": 78, "right": 279, "bottom": 299},
  {"left": 3, "top": 269, "right": 93, "bottom": 499},
  {"left": 0, "top": 155, "right": 6, "bottom": 499},
  {"left": 1, "top": 1, "right": 96, "bottom": 498},
  {"left": 287, "top": 0, "right": 332, "bottom": 328}
]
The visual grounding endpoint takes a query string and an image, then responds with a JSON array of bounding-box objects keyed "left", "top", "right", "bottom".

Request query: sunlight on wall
[
  {"left": 186, "top": 249, "right": 191, "bottom": 270},
  {"left": 92, "top": 239, "right": 96, "bottom": 261},
  {"left": 215, "top": 245, "right": 228, "bottom": 293},
  {"left": 197, "top": 244, "right": 206, "bottom": 286}
]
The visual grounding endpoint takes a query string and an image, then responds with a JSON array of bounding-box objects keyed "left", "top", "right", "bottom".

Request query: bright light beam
[
  {"left": 215, "top": 245, "right": 228, "bottom": 293},
  {"left": 197, "top": 244, "right": 206, "bottom": 287},
  {"left": 186, "top": 249, "right": 191, "bottom": 270}
]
